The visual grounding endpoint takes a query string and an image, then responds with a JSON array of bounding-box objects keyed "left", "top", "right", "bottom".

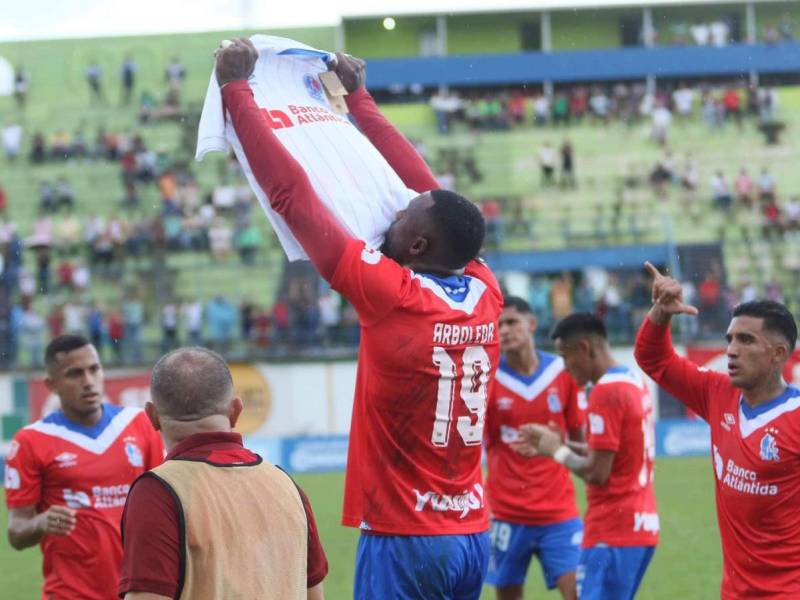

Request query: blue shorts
[
  {"left": 354, "top": 532, "right": 489, "bottom": 600},
  {"left": 577, "top": 545, "right": 655, "bottom": 600},
  {"left": 486, "top": 517, "right": 583, "bottom": 589}
]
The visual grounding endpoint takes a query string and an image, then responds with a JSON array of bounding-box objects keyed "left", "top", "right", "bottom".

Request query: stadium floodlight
[{"left": 382, "top": 17, "right": 396, "bottom": 31}]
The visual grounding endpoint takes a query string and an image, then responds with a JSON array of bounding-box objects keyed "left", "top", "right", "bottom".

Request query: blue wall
[{"left": 365, "top": 42, "right": 800, "bottom": 89}]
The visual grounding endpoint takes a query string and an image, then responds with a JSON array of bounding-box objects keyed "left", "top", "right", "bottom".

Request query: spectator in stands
[
  {"left": 723, "top": 87, "right": 742, "bottom": 129},
  {"left": 698, "top": 269, "right": 724, "bottom": 333},
  {"left": 47, "top": 304, "right": 64, "bottom": 339},
  {"left": 239, "top": 300, "right": 255, "bottom": 343},
  {"left": 271, "top": 296, "right": 290, "bottom": 346},
  {"left": 63, "top": 299, "right": 86, "bottom": 335},
  {"left": 107, "top": 308, "right": 124, "bottom": 363},
  {"left": 235, "top": 223, "right": 263, "bottom": 265},
  {"left": 481, "top": 199, "right": 503, "bottom": 249},
  {"left": 757, "top": 167, "right": 776, "bottom": 203},
  {"left": 85, "top": 61, "right": 105, "bottom": 104},
  {"left": 710, "top": 170, "right": 733, "bottom": 213},
  {"left": 589, "top": 87, "right": 610, "bottom": 124},
  {"left": 34, "top": 244, "right": 51, "bottom": 294},
  {"left": 2, "top": 122, "right": 22, "bottom": 161},
  {"left": 762, "top": 199, "right": 783, "bottom": 240},
  {"left": 550, "top": 272, "right": 574, "bottom": 322},
  {"left": 182, "top": 299, "right": 204, "bottom": 345},
  {"left": 122, "top": 292, "right": 145, "bottom": 364},
  {"left": 784, "top": 196, "right": 800, "bottom": 230},
  {"left": 533, "top": 94, "right": 550, "bottom": 126},
  {"left": 206, "top": 296, "right": 236, "bottom": 354},
  {"left": 19, "top": 299, "right": 45, "bottom": 367},
  {"left": 166, "top": 57, "right": 186, "bottom": 87},
  {"left": 672, "top": 84, "right": 694, "bottom": 120},
  {"left": 87, "top": 302, "right": 105, "bottom": 357},
  {"left": 120, "top": 54, "right": 137, "bottom": 106},
  {"left": 13, "top": 65, "right": 29, "bottom": 108},
  {"left": 55, "top": 177, "right": 75, "bottom": 212},
  {"left": 56, "top": 260, "right": 74, "bottom": 291},
  {"left": 506, "top": 92, "right": 526, "bottom": 126},
  {"left": 0, "top": 184, "right": 7, "bottom": 218},
  {"left": 735, "top": 168, "right": 754, "bottom": 209},
  {"left": 55, "top": 210, "right": 81, "bottom": 254},
  {"left": 318, "top": 292, "right": 341, "bottom": 345},
  {"left": 208, "top": 217, "right": 233, "bottom": 262},
  {"left": 570, "top": 87, "right": 588, "bottom": 122},
  {"left": 651, "top": 101, "right": 672, "bottom": 146},
  {"left": 30, "top": 132, "right": 46, "bottom": 163},
  {"left": 161, "top": 302, "right": 179, "bottom": 353},
  {"left": 538, "top": 141, "right": 557, "bottom": 187},
  {"left": 560, "top": 139, "right": 576, "bottom": 188},
  {"left": 552, "top": 93, "right": 570, "bottom": 125}
]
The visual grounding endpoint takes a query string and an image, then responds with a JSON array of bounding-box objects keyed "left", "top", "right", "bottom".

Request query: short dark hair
[
  {"left": 732, "top": 300, "right": 797, "bottom": 349},
  {"left": 551, "top": 312, "right": 607, "bottom": 342},
  {"left": 503, "top": 296, "right": 532, "bottom": 313},
  {"left": 150, "top": 347, "right": 235, "bottom": 421},
  {"left": 429, "top": 189, "right": 485, "bottom": 269},
  {"left": 45, "top": 334, "right": 91, "bottom": 368}
]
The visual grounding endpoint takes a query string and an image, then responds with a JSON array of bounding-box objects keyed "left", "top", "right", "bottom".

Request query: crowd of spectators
[{"left": 428, "top": 81, "right": 779, "bottom": 140}]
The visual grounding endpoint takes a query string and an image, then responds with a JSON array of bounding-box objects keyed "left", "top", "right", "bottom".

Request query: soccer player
[
  {"left": 4, "top": 334, "right": 163, "bottom": 600},
  {"left": 635, "top": 262, "right": 800, "bottom": 599},
  {"left": 517, "top": 313, "right": 659, "bottom": 600},
  {"left": 215, "top": 40, "right": 502, "bottom": 599},
  {"left": 484, "top": 296, "right": 585, "bottom": 600}
]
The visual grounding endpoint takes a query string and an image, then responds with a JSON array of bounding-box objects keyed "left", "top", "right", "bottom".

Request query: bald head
[{"left": 150, "top": 347, "right": 235, "bottom": 421}]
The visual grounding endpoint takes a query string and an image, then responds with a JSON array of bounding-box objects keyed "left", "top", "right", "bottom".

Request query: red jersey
[
  {"left": 330, "top": 238, "right": 502, "bottom": 535},
  {"left": 4, "top": 404, "right": 164, "bottom": 600},
  {"left": 636, "top": 319, "right": 800, "bottom": 599},
  {"left": 485, "top": 351, "right": 585, "bottom": 525},
  {"left": 584, "top": 365, "right": 659, "bottom": 549}
]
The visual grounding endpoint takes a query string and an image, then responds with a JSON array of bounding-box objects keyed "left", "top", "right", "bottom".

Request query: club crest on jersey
[
  {"left": 759, "top": 433, "right": 780, "bottom": 462},
  {"left": 303, "top": 74, "right": 324, "bottom": 102},
  {"left": 721, "top": 412, "right": 736, "bottom": 431},
  {"left": 547, "top": 389, "right": 562, "bottom": 413},
  {"left": 125, "top": 441, "right": 144, "bottom": 468}
]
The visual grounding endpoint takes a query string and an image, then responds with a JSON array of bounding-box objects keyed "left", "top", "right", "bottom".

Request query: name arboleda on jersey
[{"left": 432, "top": 322, "right": 496, "bottom": 346}]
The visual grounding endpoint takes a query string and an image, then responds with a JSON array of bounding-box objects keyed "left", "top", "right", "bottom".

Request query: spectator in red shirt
[
  {"left": 119, "top": 347, "right": 328, "bottom": 599},
  {"left": 723, "top": 88, "right": 742, "bottom": 129}
]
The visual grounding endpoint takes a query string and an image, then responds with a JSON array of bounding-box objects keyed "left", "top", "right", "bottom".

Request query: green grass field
[{"left": 1, "top": 456, "right": 722, "bottom": 599}]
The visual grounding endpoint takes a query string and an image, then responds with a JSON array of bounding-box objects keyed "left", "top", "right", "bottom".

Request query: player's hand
[
  {"left": 215, "top": 38, "right": 258, "bottom": 87},
  {"left": 644, "top": 261, "right": 698, "bottom": 326},
  {"left": 510, "top": 440, "right": 539, "bottom": 458},
  {"left": 39, "top": 505, "right": 77, "bottom": 536},
  {"left": 519, "top": 424, "right": 562, "bottom": 458},
  {"left": 330, "top": 52, "right": 366, "bottom": 93}
]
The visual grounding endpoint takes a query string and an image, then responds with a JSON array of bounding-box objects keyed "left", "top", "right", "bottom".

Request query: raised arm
[
  {"left": 216, "top": 39, "right": 351, "bottom": 281},
  {"left": 633, "top": 262, "right": 726, "bottom": 421},
  {"left": 333, "top": 54, "right": 440, "bottom": 194}
]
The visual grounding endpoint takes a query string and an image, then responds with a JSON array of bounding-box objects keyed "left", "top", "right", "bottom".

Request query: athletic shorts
[
  {"left": 486, "top": 517, "right": 583, "bottom": 589},
  {"left": 354, "top": 531, "right": 489, "bottom": 600},
  {"left": 577, "top": 544, "right": 655, "bottom": 600}
]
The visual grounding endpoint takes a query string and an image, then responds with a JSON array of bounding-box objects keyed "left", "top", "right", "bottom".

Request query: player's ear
[
  {"left": 144, "top": 401, "right": 161, "bottom": 431},
  {"left": 228, "top": 397, "right": 244, "bottom": 428},
  {"left": 528, "top": 313, "right": 538, "bottom": 334},
  {"left": 408, "top": 235, "right": 429, "bottom": 257}
]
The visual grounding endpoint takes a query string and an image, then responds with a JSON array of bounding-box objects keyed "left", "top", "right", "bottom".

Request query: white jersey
[{"left": 196, "top": 35, "right": 416, "bottom": 261}]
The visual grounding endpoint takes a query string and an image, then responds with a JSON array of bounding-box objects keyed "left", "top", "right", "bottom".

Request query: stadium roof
[{"left": 343, "top": 0, "right": 788, "bottom": 19}]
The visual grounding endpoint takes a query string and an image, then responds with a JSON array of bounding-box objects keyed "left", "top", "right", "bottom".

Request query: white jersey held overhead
[{"left": 196, "top": 35, "right": 416, "bottom": 261}]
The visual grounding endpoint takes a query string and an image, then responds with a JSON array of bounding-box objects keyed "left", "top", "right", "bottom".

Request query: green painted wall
[
  {"left": 344, "top": 17, "right": 436, "bottom": 58},
  {"left": 550, "top": 8, "right": 638, "bottom": 50},
  {"left": 753, "top": 1, "right": 800, "bottom": 32},
  {"left": 0, "top": 26, "right": 335, "bottom": 105},
  {"left": 447, "top": 13, "right": 538, "bottom": 54}
]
